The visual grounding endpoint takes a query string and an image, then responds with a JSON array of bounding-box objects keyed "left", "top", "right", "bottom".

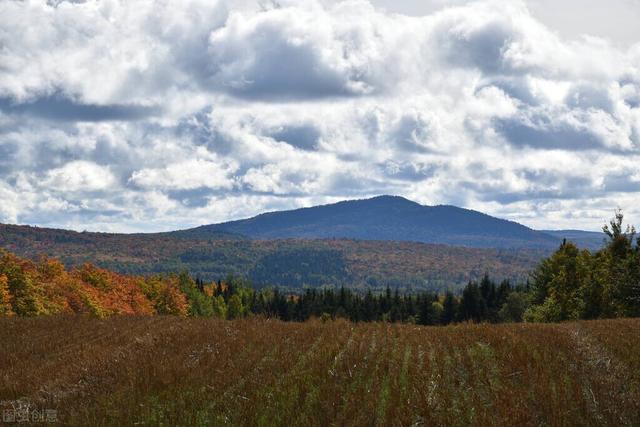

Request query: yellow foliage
[{"left": 0, "top": 274, "right": 14, "bottom": 316}]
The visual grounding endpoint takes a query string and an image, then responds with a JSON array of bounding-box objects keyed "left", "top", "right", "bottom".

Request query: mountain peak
[
  {"left": 366, "top": 195, "right": 417, "bottom": 203},
  {"left": 189, "top": 195, "right": 561, "bottom": 249}
]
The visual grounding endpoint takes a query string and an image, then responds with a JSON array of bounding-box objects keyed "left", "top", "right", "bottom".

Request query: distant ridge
[
  {"left": 186, "top": 195, "right": 561, "bottom": 249},
  {"left": 540, "top": 229, "right": 606, "bottom": 251}
]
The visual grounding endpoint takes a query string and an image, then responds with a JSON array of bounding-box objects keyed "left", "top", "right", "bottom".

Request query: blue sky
[{"left": 0, "top": 0, "right": 639, "bottom": 232}]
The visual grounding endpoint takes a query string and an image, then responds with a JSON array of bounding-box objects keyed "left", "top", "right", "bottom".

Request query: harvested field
[{"left": 1, "top": 316, "right": 639, "bottom": 426}]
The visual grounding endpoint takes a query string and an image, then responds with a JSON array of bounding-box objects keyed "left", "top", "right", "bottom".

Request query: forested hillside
[
  {"left": 0, "top": 246, "right": 524, "bottom": 323},
  {"left": 0, "top": 223, "right": 544, "bottom": 292},
  {"left": 1, "top": 211, "right": 637, "bottom": 323}
]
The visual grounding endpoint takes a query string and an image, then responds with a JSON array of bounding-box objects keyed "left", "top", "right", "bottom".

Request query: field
[{"left": 1, "top": 317, "right": 639, "bottom": 426}]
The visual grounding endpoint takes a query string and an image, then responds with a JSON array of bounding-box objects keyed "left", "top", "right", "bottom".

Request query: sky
[
  {"left": 0, "top": 0, "right": 639, "bottom": 233},
  {"left": 373, "top": 0, "right": 640, "bottom": 48}
]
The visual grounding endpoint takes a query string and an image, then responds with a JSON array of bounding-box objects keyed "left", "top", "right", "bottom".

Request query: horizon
[
  {"left": 1, "top": 194, "right": 611, "bottom": 234},
  {"left": 1, "top": 0, "right": 639, "bottom": 233}
]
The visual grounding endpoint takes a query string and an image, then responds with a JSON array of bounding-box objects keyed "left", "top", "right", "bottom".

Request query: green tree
[
  {"left": 498, "top": 292, "right": 528, "bottom": 322},
  {"left": 178, "top": 272, "right": 213, "bottom": 317},
  {"left": 417, "top": 294, "right": 436, "bottom": 325},
  {"left": 602, "top": 210, "right": 638, "bottom": 316},
  {"left": 431, "top": 300, "right": 443, "bottom": 325},
  {"left": 441, "top": 292, "right": 457, "bottom": 325},
  {"left": 0, "top": 252, "right": 43, "bottom": 316},
  {"left": 459, "top": 282, "right": 487, "bottom": 322},
  {"left": 227, "top": 294, "right": 244, "bottom": 319},
  {"left": 212, "top": 295, "right": 227, "bottom": 318},
  {"left": 363, "top": 290, "right": 376, "bottom": 321},
  {"left": 529, "top": 241, "right": 583, "bottom": 321},
  {"left": 576, "top": 250, "right": 604, "bottom": 319}
]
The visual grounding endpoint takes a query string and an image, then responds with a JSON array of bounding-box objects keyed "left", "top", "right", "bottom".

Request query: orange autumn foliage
[
  {"left": 0, "top": 249, "right": 191, "bottom": 317},
  {"left": 72, "top": 264, "right": 155, "bottom": 316}
]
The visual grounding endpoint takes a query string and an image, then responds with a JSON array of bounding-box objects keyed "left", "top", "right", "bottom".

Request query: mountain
[
  {"left": 540, "top": 230, "right": 606, "bottom": 251},
  {"left": 0, "top": 223, "right": 545, "bottom": 292},
  {"left": 186, "top": 195, "right": 560, "bottom": 249},
  {"left": 1, "top": 196, "right": 600, "bottom": 291}
]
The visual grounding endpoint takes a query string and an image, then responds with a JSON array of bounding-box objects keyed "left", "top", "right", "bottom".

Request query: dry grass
[{"left": 1, "top": 316, "right": 639, "bottom": 426}]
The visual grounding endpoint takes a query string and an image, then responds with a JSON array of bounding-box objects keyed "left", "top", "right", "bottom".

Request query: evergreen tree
[
  {"left": 441, "top": 291, "right": 457, "bottom": 325},
  {"left": 389, "top": 288, "right": 402, "bottom": 322},
  {"left": 417, "top": 294, "right": 436, "bottom": 325},
  {"left": 363, "top": 290, "right": 375, "bottom": 322},
  {"left": 459, "top": 282, "right": 487, "bottom": 322},
  {"left": 381, "top": 285, "right": 392, "bottom": 314},
  {"left": 479, "top": 274, "right": 498, "bottom": 322}
]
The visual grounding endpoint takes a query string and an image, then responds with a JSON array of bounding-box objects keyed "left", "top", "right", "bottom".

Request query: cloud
[
  {"left": 0, "top": 94, "right": 160, "bottom": 122},
  {"left": 494, "top": 109, "right": 606, "bottom": 151},
  {"left": 268, "top": 124, "right": 321, "bottom": 151},
  {"left": 0, "top": 0, "right": 639, "bottom": 232},
  {"left": 205, "top": 1, "right": 381, "bottom": 100},
  {"left": 129, "top": 158, "right": 238, "bottom": 191},
  {"left": 495, "top": 104, "right": 637, "bottom": 152},
  {"left": 42, "top": 161, "right": 116, "bottom": 192}
]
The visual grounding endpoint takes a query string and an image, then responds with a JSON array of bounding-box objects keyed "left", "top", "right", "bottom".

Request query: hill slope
[
  {"left": 0, "top": 223, "right": 544, "bottom": 292},
  {"left": 189, "top": 195, "right": 560, "bottom": 249}
]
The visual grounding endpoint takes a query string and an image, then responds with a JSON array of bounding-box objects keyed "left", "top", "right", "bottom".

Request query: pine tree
[
  {"left": 417, "top": 294, "right": 436, "bottom": 325},
  {"left": 459, "top": 282, "right": 487, "bottom": 322},
  {"left": 392, "top": 288, "right": 402, "bottom": 320},
  {"left": 363, "top": 290, "right": 375, "bottom": 321},
  {"left": 441, "top": 292, "right": 457, "bottom": 324}
]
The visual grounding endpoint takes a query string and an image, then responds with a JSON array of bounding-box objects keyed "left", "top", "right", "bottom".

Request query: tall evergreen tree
[
  {"left": 417, "top": 294, "right": 436, "bottom": 325},
  {"left": 459, "top": 281, "right": 487, "bottom": 322},
  {"left": 441, "top": 291, "right": 457, "bottom": 325}
]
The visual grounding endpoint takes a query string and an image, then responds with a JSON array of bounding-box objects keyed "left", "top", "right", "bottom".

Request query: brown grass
[{"left": 1, "top": 317, "right": 639, "bottom": 426}]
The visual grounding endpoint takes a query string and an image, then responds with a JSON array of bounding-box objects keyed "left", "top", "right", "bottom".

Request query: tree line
[
  {"left": 1, "top": 212, "right": 638, "bottom": 324},
  {"left": 526, "top": 211, "right": 639, "bottom": 321},
  {"left": 0, "top": 251, "right": 524, "bottom": 323},
  {"left": 188, "top": 273, "right": 527, "bottom": 325},
  {"left": 168, "top": 211, "right": 640, "bottom": 324}
]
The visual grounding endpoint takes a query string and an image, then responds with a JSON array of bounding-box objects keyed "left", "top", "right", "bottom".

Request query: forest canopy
[{"left": 0, "top": 213, "right": 637, "bottom": 324}]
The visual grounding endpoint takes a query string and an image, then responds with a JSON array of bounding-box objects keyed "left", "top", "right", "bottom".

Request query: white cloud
[
  {"left": 129, "top": 158, "right": 238, "bottom": 191},
  {"left": 0, "top": 0, "right": 638, "bottom": 232},
  {"left": 42, "top": 161, "right": 116, "bottom": 192}
]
